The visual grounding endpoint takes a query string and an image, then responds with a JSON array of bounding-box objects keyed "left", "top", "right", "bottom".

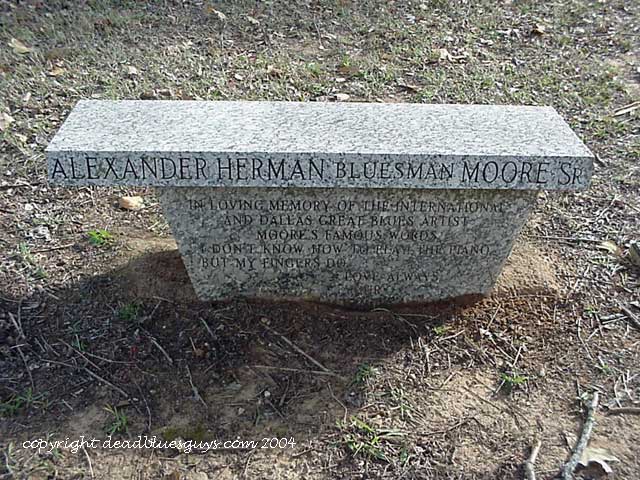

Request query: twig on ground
[
  {"left": 460, "top": 385, "right": 503, "bottom": 412},
  {"left": 242, "top": 450, "right": 256, "bottom": 479},
  {"left": 250, "top": 365, "right": 342, "bottom": 378},
  {"left": 606, "top": 406, "right": 640, "bottom": 415},
  {"left": 185, "top": 364, "right": 207, "bottom": 408},
  {"left": 561, "top": 392, "right": 600, "bottom": 480},
  {"left": 148, "top": 336, "right": 173, "bottom": 365},
  {"left": 326, "top": 381, "right": 348, "bottom": 424},
  {"left": 7, "top": 312, "right": 24, "bottom": 340},
  {"left": 530, "top": 235, "right": 602, "bottom": 243},
  {"left": 201, "top": 317, "right": 215, "bottom": 339},
  {"left": 82, "top": 446, "right": 94, "bottom": 479},
  {"left": 13, "top": 345, "right": 34, "bottom": 391},
  {"left": 261, "top": 322, "right": 333, "bottom": 374},
  {"left": 134, "top": 381, "right": 153, "bottom": 432},
  {"left": 83, "top": 367, "right": 129, "bottom": 398},
  {"left": 31, "top": 243, "right": 75, "bottom": 254},
  {"left": 524, "top": 439, "right": 542, "bottom": 480},
  {"left": 620, "top": 305, "right": 640, "bottom": 331}
]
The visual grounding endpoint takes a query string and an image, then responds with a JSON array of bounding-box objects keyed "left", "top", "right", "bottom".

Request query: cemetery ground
[{"left": 0, "top": 0, "right": 639, "bottom": 478}]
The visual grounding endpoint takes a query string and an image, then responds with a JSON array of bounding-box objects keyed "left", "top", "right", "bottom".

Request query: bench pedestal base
[{"left": 158, "top": 187, "right": 537, "bottom": 307}]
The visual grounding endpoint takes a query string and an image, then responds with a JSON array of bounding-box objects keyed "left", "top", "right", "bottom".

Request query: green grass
[
  {"left": 499, "top": 372, "right": 529, "bottom": 394},
  {"left": 386, "top": 386, "right": 415, "bottom": 422},
  {"left": 0, "top": 388, "right": 46, "bottom": 417},
  {"left": 338, "top": 416, "right": 406, "bottom": 463},
  {"left": 433, "top": 325, "right": 448, "bottom": 336},
  {"left": 17, "top": 243, "right": 34, "bottom": 265},
  {"left": 118, "top": 302, "right": 141, "bottom": 322},
  {"left": 352, "top": 363, "right": 378, "bottom": 386},
  {"left": 87, "top": 229, "right": 114, "bottom": 247},
  {"left": 104, "top": 404, "right": 128, "bottom": 435}
]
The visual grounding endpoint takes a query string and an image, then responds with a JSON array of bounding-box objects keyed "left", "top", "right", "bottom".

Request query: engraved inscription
[
  {"left": 48, "top": 155, "right": 590, "bottom": 190},
  {"left": 158, "top": 188, "right": 538, "bottom": 304}
]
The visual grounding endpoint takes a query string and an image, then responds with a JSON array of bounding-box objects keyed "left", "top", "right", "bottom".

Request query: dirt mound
[
  {"left": 493, "top": 241, "right": 562, "bottom": 297},
  {"left": 116, "top": 237, "right": 197, "bottom": 303},
  {"left": 116, "top": 237, "right": 561, "bottom": 304}
]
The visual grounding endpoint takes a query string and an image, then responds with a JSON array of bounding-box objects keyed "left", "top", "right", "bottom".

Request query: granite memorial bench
[{"left": 46, "top": 101, "right": 594, "bottom": 306}]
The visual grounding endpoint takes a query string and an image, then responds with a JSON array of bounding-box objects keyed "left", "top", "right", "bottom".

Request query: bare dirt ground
[{"left": 0, "top": 1, "right": 639, "bottom": 479}]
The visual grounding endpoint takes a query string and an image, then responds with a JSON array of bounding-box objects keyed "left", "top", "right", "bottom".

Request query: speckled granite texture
[
  {"left": 46, "top": 100, "right": 594, "bottom": 304},
  {"left": 46, "top": 101, "right": 593, "bottom": 190},
  {"left": 158, "top": 187, "right": 537, "bottom": 305}
]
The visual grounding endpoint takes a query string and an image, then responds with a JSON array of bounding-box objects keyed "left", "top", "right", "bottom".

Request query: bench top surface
[{"left": 47, "top": 100, "right": 592, "bottom": 159}]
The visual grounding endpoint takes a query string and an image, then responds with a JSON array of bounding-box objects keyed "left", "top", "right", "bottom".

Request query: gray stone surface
[
  {"left": 46, "top": 100, "right": 594, "bottom": 190},
  {"left": 158, "top": 187, "right": 537, "bottom": 305},
  {"left": 46, "top": 100, "right": 596, "bottom": 305}
]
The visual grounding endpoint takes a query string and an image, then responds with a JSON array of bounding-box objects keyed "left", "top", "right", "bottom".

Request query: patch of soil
[
  {"left": 494, "top": 241, "right": 563, "bottom": 297},
  {"left": 116, "top": 236, "right": 562, "bottom": 305}
]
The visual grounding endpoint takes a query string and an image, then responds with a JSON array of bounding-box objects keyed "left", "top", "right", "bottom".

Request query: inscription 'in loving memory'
[
  {"left": 49, "top": 156, "right": 587, "bottom": 187},
  {"left": 188, "top": 196, "right": 502, "bottom": 277}
]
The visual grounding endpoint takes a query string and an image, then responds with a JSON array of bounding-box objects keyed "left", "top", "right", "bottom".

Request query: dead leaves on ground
[
  {"left": 125, "top": 65, "right": 139, "bottom": 77},
  {"left": 598, "top": 240, "right": 640, "bottom": 269},
  {"left": 598, "top": 240, "right": 623, "bottom": 257},
  {"left": 47, "top": 67, "right": 66, "bottom": 77},
  {"left": 8, "top": 38, "right": 33, "bottom": 55},
  {"left": 629, "top": 242, "right": 640, "bottom": 268},
  {"left": 118, "top": 196, "right": 145, "bottom": 211},
  {"left": 0, "top": 112, "right": 15, "bottom": 132}
]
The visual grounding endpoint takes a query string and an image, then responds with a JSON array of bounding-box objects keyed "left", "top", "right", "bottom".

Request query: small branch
[
  {"left": 620, "top": 306, "right": 640, "bottom": 331},
  {"left": 561, "top": 392, "right": 600, "bottom": 480},
  {"left": 250, "top": 365, "right": 342, "bottom": 378},
  {"left": 83, "top": 367, "right": 129, "bottom": 398},
  {"left": 13, "top": 345, "right": 34, "bottom": 392},
  {"left": 186, "top": 365, "right": 207, "bottom": 408},
  {"left": 262, "top": 322, "right": 333, "bottom": 374},
  {"left": 31, "top": 243, "right": 75, "bottom": 254},
  {"left": 606, "top": 406, "right": 640, "bottom": 415},
  {"left": 82, "top": 445, "right": 94, "bottom": 479},
  {"left": 524, "top": 439, "right": 542, "bottom": 480},
  {"left": 201, "top": 317, "right": 215, "bottom": 339},
  {"left": 149, "top": 337, "right": 173, "bottom": 365},
  {"left": 326, "top": 382, "right": 348, "bottom": 424},
  {"left": 7, "top": 312, "right": 24, "bottom": 340}
]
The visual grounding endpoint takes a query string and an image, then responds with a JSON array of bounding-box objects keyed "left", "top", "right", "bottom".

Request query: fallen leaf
[
  {"left": 599, "top": 240, "right": 623, "bottom": 257},
  {"left": 0, "top": 112, "right": 14, "bottom": 132},
  {"left": 629, "top": 242, "right": 640, "bottom": 267},
  {"left": 337, "top": 65, "right": 359, "bottom": 77},
  {"left": 398, "top": 82, "right": 420, "bottom": 92},
  {"left": 9, "top": 38, "right": 33, "bottom": 54},
  {"left": 439, "top": 48, "right": 453, "bottom": 62},
  {"left": 266, "top": 65, "right": 282, "bottom": 77},
  {"left": 578, "top": 446, "right": 619, "bottom": 475},
  {"left": 118, "top": 196, "right": 144, "bottom": 211},
  {"left": 613, "top": 101, "right": 640, "bottom": 117},
  {"left": 532, "top": 24, "right": 547, "bottom": 35},
  {"left": 125, "top": 65, "right": 139, "bottom": 76},
  {"left": 139, "top": 91, "right": 157, "bottom": 100},
  {"left": 335, "top": 93, "right": 350, "bottom": 101},
  {"left": 165, "top": 471, "right": 181, "bottom": 480},
  {"left": 48, "top": 67, "right": 66, "bottom": 77},
  {"left": 156, "top": 88, "right": 173, "bottom": 98},
  {"left": 205, "top": 6, "right": 227, "bottom": 20},
  {"left": 234, "top": 73, "right": 244, "bottom": 81}
]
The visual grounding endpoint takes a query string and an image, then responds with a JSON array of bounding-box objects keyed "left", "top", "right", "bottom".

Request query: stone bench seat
[{"left": 46, "top": 100, "right": 594, "bottom": 306}]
